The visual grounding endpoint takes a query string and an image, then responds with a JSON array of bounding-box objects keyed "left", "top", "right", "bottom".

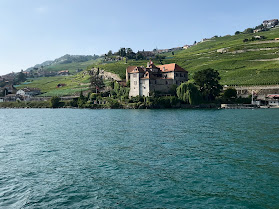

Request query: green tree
[
  {"left": 235, "top": 31, "right": 240, "bottom": 35},
  {"left": 155, "top": 54, "right": 166, "bottom": 64},
  {"left": 176, "top": 82, "right": 201, "bottom": 105},
  {"left": 0, "top": 88, "right": 4, "bottom": 97},
  {"left": 136, "top": 51, "right": 144, "bottom": 60},
  {"left": 107, "top": 50, "right": 113, "bottom": 56},
  {"left": 193, "top": 68, "right": 222, "bottom": 101},
  {"left": 255, "top": 24, "right": 263, "bottom": 30},
  {"left": 89, "top": 93, "right": 98, "bottom": 101},
  {"left": 118, "top": 48, "right": 126, "bottom": 57},
  {"left": 126, "top": 48, "right": 136, "bottom": 59},
  {"left": 243, "top": 28, "right": 253, "bottom": 34},
  {"left": 50, "top": 96, "right": 61, "bottom": 108},
  {"left": 78, "top": 91, "right": 86, "bottom": 107},
  {"left": 16, "top": 70, "right": 27, "bottom": 84},
  {"left": 89, "top": 69, "right": 104, "bottom": 93},
  {"left": 223, "top": 88, "right": 237, "bottom": 102},
  {"left": 0, "top": 81, "right": 6, "bottom": 88}
]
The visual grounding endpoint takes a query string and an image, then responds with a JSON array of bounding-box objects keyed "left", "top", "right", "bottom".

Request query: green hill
[
  {"left": 18, "top": 27, "right": 279, "bottom": 97},
  {"left": 26, "top": 54, "right": 101, "bottom": 74},
  {"left": 17, "top": 72, "right": 91, "bottom": 97},
  {"left": 90, "top": 28, "right": 279, "bottom": 85}
]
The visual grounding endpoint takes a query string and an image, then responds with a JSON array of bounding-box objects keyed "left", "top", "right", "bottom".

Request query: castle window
[
  {"left": 134, "top": 81, "right": 137, "bottom": 85},
  {"left": 166, "top": 81, "right": 168, "bottom": 84},
  {"left": 133, "top": 74, "right": 136, "bottom": 77}
]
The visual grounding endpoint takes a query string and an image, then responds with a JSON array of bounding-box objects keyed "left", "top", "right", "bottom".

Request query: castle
[{"left": 126, "top": 62, "right": 188, "bottom": 97}]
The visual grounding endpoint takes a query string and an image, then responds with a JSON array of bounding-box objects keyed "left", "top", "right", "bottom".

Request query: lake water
[{"left": 0, "top": 109, "right": 278, "bottom": 208}]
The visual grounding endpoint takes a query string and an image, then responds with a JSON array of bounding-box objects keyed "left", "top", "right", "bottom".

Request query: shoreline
[{"left": 1, "top": 105, "right": 278, "bottom": 110}]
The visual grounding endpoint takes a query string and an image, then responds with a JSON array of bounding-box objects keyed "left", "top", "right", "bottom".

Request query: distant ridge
[{"left": 25, "top": 54, "right": 99, "bottom": 71}]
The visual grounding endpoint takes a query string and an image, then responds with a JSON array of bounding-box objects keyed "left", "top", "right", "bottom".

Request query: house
[
  {"left": 156, "top": 49, "right": 169, "bottom": 53},
  {"left": 16, "top": 88, "right": 41, "bottom": 97},
  {"left": 0, "top": 85, "right": 17, "bottom": 95},
  {"left": 4, "top": 94, "right": 21, "bottom": 102},
  {"left": 58, "top": 70, "right": 70, "bottom": 76},
  {"left": 217, "top": 48, "right": 228, "bottom": 53},
  {"left": 253, "top": 29, "right": 263, "bottom": 33},
  {"left": 183, "top": 45, "right": 192, "bottom": 49},
  {"left": 201, "top": 38, "right": 210, "bottom": 42},
  {"left": 263, "top": 19, "right": 278, "bottom": 28},
  {"left": 169, "top": 47, "right": 183, "bottom": 52},
  {"left": 2, "top": 73, "right": 16, "bottom": 82},
  {"left": 266, "top": 94, "right": 279, "bottom": 106},
  {"left": 127, "top": 62, "right": 188, "bottom": 97},
  {"left": 57, "top": 83, "right": 66, "bottom": 88},
  {"left": 137, "top": 51, "right": 155, "bottom": 58}
]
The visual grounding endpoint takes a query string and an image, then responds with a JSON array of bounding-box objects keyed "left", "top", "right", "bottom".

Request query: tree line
[{"left": 49, "top": 68, "right": 246, "bottom": 109}]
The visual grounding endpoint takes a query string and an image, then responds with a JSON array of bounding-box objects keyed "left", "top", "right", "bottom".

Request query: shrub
[
  {"left": 177, "top": 82, "right": 202, "bottom": 105},
  {"left": 50, "top": 96, "right": 61, "bottom": 108}
]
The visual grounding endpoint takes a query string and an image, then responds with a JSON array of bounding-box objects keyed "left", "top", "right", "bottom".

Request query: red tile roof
[
  {"left": 141, "top": 71, "right": 157, "bottom": 80},
  {"left": 126, "top": 63, "right": 187, "bottom": 79},
  {"left": 129, "top": 66, "right": 145, "bottom": 73},
  {"left": 267, "top": 94, "right": 279, "bottom": 98},
  {"left": 157, "top": 63, "right": 187, "bottom": 72},
  {"left": 126, "top": 66, "right": 137, "bottom": 73},
  {"left": 146, "top": 63, "right": 160, "bottom": 69}
]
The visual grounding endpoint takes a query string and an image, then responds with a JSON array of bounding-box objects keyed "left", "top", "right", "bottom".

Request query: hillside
[
  {"left": 26, "top": 54, "right": 101, "bottom": 74},
  {"left": 17, "top": 72, "right": 91, "bottom": 97},
  {"left": 16, "top": 27, "right": 279, "bottom": 97},
  {"left": 90, "top": 28, "right": 279, "bottom": 85}
]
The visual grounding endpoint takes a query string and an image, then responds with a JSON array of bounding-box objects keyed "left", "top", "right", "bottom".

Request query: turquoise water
[{"left": 0, "top": 109, "right": 278, "bottom": 208}]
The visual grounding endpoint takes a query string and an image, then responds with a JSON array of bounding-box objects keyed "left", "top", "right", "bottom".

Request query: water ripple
[{"left": 0, "top": 109, "right": 278, "bottom": 208}]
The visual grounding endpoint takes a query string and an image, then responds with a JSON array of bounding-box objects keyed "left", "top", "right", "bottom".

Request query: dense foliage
[
  {"left": 193, "top": 68, "right": 222, "bottom": 101},
  {"left": 176, "top": 82, "right": 201, "bottom": 105},
  {"left": 50, "top": 96, "right": 61, "bottom": 108},
  {"left": 89, "top": 69, "right": 104, "bottom": 93},
  {"left": 15, "top": 71, "right": 27, "bottom": 84}
]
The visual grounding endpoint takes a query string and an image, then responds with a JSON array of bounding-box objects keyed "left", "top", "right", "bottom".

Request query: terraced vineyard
[
  {"left": 90, "top": 28, "right": 279, "bottom": 85},
  {"left": 18, "top": 28, "right": 279, "bottom": 96},
  {"left": 17, "top": 72, "right": 91, "bottom": 97}
]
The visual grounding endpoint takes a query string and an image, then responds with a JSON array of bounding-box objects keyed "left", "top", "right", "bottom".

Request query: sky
[{"left": 0, "top": 0, "right": 278, "bottom": 75}]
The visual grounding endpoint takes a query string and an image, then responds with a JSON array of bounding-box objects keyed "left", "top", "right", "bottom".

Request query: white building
[
  {"left": 16, "top": 88, "right": 41, "bottom": 97},
  {"left": 266, "top": 94, "right": 279, "bottom": 106},
  {"left": 127, "top": 62, "right": 188, "bottom": 97},
  {"left": 263, "top": 19, "right": 279, "bottom": 28}
]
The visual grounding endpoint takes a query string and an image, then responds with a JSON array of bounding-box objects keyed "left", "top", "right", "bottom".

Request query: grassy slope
[
  {"left": 16, "top": 58, "right": 103, "bottom": 96},
  {"left": 90, "top": 28, "right": 279, "bottom": 85},
  {"left": 18, "top": 72, "right": 91, "bottom": 97},
  {"left": 17, "top": 28, "right": 279, "bottom": 96},
  {"left": 43, "top": 58, "right": 102, "bottom": 74}
]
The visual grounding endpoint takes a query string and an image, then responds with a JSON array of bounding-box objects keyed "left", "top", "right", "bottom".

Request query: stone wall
[
  {"left": 224, "top": 85, "right": 279, "bottom": 99},
  {"left": 90, "top": 68, "right": 121, "bottom": 81}
]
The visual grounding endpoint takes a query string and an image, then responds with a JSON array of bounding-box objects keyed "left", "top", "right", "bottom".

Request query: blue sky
[{"left": 0, "top": 0, "right": 278, "bottom": 75}]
